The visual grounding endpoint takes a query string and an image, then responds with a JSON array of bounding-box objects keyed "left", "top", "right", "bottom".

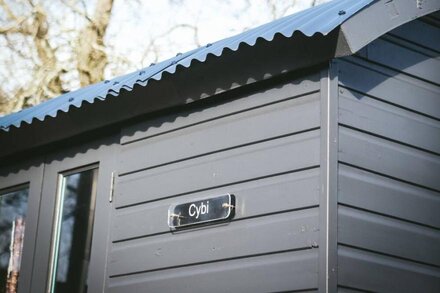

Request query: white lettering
[
  {"left": 188, "top": 201, "right": 210, "bottom": 219},
  {"left": 189, "top": 204, "right": 197, "bottom": 217}
]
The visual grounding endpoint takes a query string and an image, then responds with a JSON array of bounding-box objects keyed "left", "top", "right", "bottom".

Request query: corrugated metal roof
[{"left": 0, "top": 0, "right": 373, "bottom": 132}]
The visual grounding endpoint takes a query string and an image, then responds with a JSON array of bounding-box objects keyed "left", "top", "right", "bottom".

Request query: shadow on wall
[
  {"left": 0, "top": 30, "right": 340, "bottom": 165},
  {"left": 1, "top": 14, "right": 439, "bottom": 167}
]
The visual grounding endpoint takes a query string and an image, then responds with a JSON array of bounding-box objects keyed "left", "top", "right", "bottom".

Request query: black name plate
[{"left": 168, "top": 194, "right": 235, "bottom": 229}]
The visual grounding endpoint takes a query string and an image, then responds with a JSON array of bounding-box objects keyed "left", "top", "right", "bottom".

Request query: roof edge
[
  {"left": 340, "top": 0, "right": 440, "bottom": 54},
  {"left": 0, "top": 0, "right": 374, "bottom": 132}
]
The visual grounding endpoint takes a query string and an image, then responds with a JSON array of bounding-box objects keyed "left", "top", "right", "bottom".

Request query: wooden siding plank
[
  {"left": 338, "top": 246, "right": 440, "bottom": 293},
  {"left": 107, "top": 249, "right": 318, "bottom": 293},
  {"left": 426, "top": 11, "right": 440, "bottom": 22},
  {"left": 115, "top": 130, "right": 320, "bottom": 208},
  {"left": 388, "top": 19, "right": 440, "bottom": 53},
  {"left": 112, "top": 168, "right": 319, "bottom": 241},
  {"left": 119, "top": 92, "right": 320, "bottom": 175},
  {"left": 108, "top": 208, "right": 319, "bottom": 276},
  {"left": 338, "top": 205, "right": 440, "bottom": 266},
  {"left": 337, "top": 287, "right": 367, "bottom": 293},
  {"left": 338, "top": 58, "right": 440, "bottom": 119},
  {"left": 339, "top": 165, "right": 440, "bottom": 228},
  {"left": 339, "top": 127, "right": 440, "bottom": 191},
  {"left": 339, "top": 88, "right": 440, "bottom": 154},
  {"left": 121, "top": 73, "right": 320, "bottom": 144},
  {"left": 366, "top": 38, "right": 440, "bottom": 84}
]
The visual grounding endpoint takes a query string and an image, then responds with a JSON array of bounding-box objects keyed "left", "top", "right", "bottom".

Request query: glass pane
[
  {"left": 0, "top": 187, "right": 29, "bottom": 293},
  {"left": 51, "top": 168, "right": 98, "bottom": 293}
]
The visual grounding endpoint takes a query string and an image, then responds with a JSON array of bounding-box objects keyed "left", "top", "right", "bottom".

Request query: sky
[{"left": 105, "top": 0, "right": 328, "bottom": 77}]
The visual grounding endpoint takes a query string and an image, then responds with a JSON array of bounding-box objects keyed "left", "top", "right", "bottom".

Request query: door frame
[{"left": 0, "top": 160, "right": 45, "bottom": 293}]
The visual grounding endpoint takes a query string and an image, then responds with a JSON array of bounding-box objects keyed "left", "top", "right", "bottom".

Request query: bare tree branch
[
  {"left": 0, "top": 0, "right": 18, "bottom": 20},
  {"left": 61, "top": 0, "right": 93, "bottom": 24},
  {"left": 0, "top": 0, "right": 65, "bottom": 114},
  {"left": 0, "top": 0, "right": 321, "bottom": 116},
  {"left": 75, "top": 0, "right": 114, "bottom": 86}
]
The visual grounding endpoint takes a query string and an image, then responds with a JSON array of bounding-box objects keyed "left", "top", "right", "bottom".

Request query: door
[{"left": 30, "top": 137, "right": 117, "bottom": 293}]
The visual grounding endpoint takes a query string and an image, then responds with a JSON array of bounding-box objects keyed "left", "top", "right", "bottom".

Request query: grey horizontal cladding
[
  {"left": 388, "top": 19, "right": 440, "bottom": 53},
  {"left": 431, "top": 11, "right": 440, "bottom": 21},
  {"left": 339, "top": 165, "right": 440, "bottom": 228},
  {"left": 338, "top": 205, "right": 440, "bottom": 267},
  {"left": 365, "top": 37, "right": 440, "bottom": 84},
  {"left": 339, "top": 87, "right": 440, "bottom": 154},
  {"left": 107, "top": 249, "right": 318, "bottom": 293},
  {"left": 113, "top": 168, "right": 319, "bottom": 241},
  {"left": 337, "top": 288, "right": 366, "bottom": 293},
  {"left": 121, "top": 72, "right": 320, "bottom": 144},
  {"left": 339, "top": 127, "right": 440, "bottom": 191},
  {"left": 115, "top": 129, "right": 320, "bottom": 208},
  {"left": 119, "top": 92, "right": 320, "bottom": 175},
  {"left": 338, "top": 58, "right": 440, "bottom": 119},
  {"left": 338, "top": 246, "right": 440, "bottom": 293},
  {"left": 108, "top": 207, "right": 319, "bottom": 277}
]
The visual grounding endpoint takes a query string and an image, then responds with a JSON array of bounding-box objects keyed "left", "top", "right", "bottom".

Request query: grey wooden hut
[{"left": 0, "top": 0, "right": 439, "bottom": 292}]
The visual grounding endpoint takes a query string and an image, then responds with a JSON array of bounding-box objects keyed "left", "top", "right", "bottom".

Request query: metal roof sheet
[{"left": 0, "top": 0, "right": 373, "bottom": 132}]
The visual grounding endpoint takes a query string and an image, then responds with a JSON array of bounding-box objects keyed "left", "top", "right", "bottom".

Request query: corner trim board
[{"left": 319, "top": 61, "right": 339, "bottom": 293}]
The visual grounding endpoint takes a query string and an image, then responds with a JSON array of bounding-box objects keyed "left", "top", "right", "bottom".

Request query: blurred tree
[
  {"left": 0, "top": 0, "right": 113, "bottom": 114},
  {"left": 0, "top": 0, "right": 323, "bottom": 116}
]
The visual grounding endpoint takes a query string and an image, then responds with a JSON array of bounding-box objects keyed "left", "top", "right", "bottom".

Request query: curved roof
[
  {"left": 1, "top": 0, "right": 439, "bottom": 133},
  {"left": 0, "top": 0, "right": 373, "bottom": 132}
]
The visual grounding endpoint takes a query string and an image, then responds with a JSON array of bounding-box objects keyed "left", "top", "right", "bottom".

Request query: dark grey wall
[
  {"left": 2, "top": 10, "right": 439, "bottom": 293},
  {"left": 107, "top": 72, "right": 323, "bottom": 293},
  {"left": 336, "top": 13, "right": 440, "bottom": 292}
]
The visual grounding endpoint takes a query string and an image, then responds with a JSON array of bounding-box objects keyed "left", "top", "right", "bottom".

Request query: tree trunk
[
  {"left": 76, "top": 0, "right": 114, "bottom": 86},
  {"left": 6, "top": 217, "right": 25, "bottom": 293}
]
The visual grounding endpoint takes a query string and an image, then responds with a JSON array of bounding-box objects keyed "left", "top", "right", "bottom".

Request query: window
[
  {"left": 0, "top": 186, "right": 29, "bottom": 293},
  {"left": 48, "top": 167, "right": 98, "bottom": 293}
]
